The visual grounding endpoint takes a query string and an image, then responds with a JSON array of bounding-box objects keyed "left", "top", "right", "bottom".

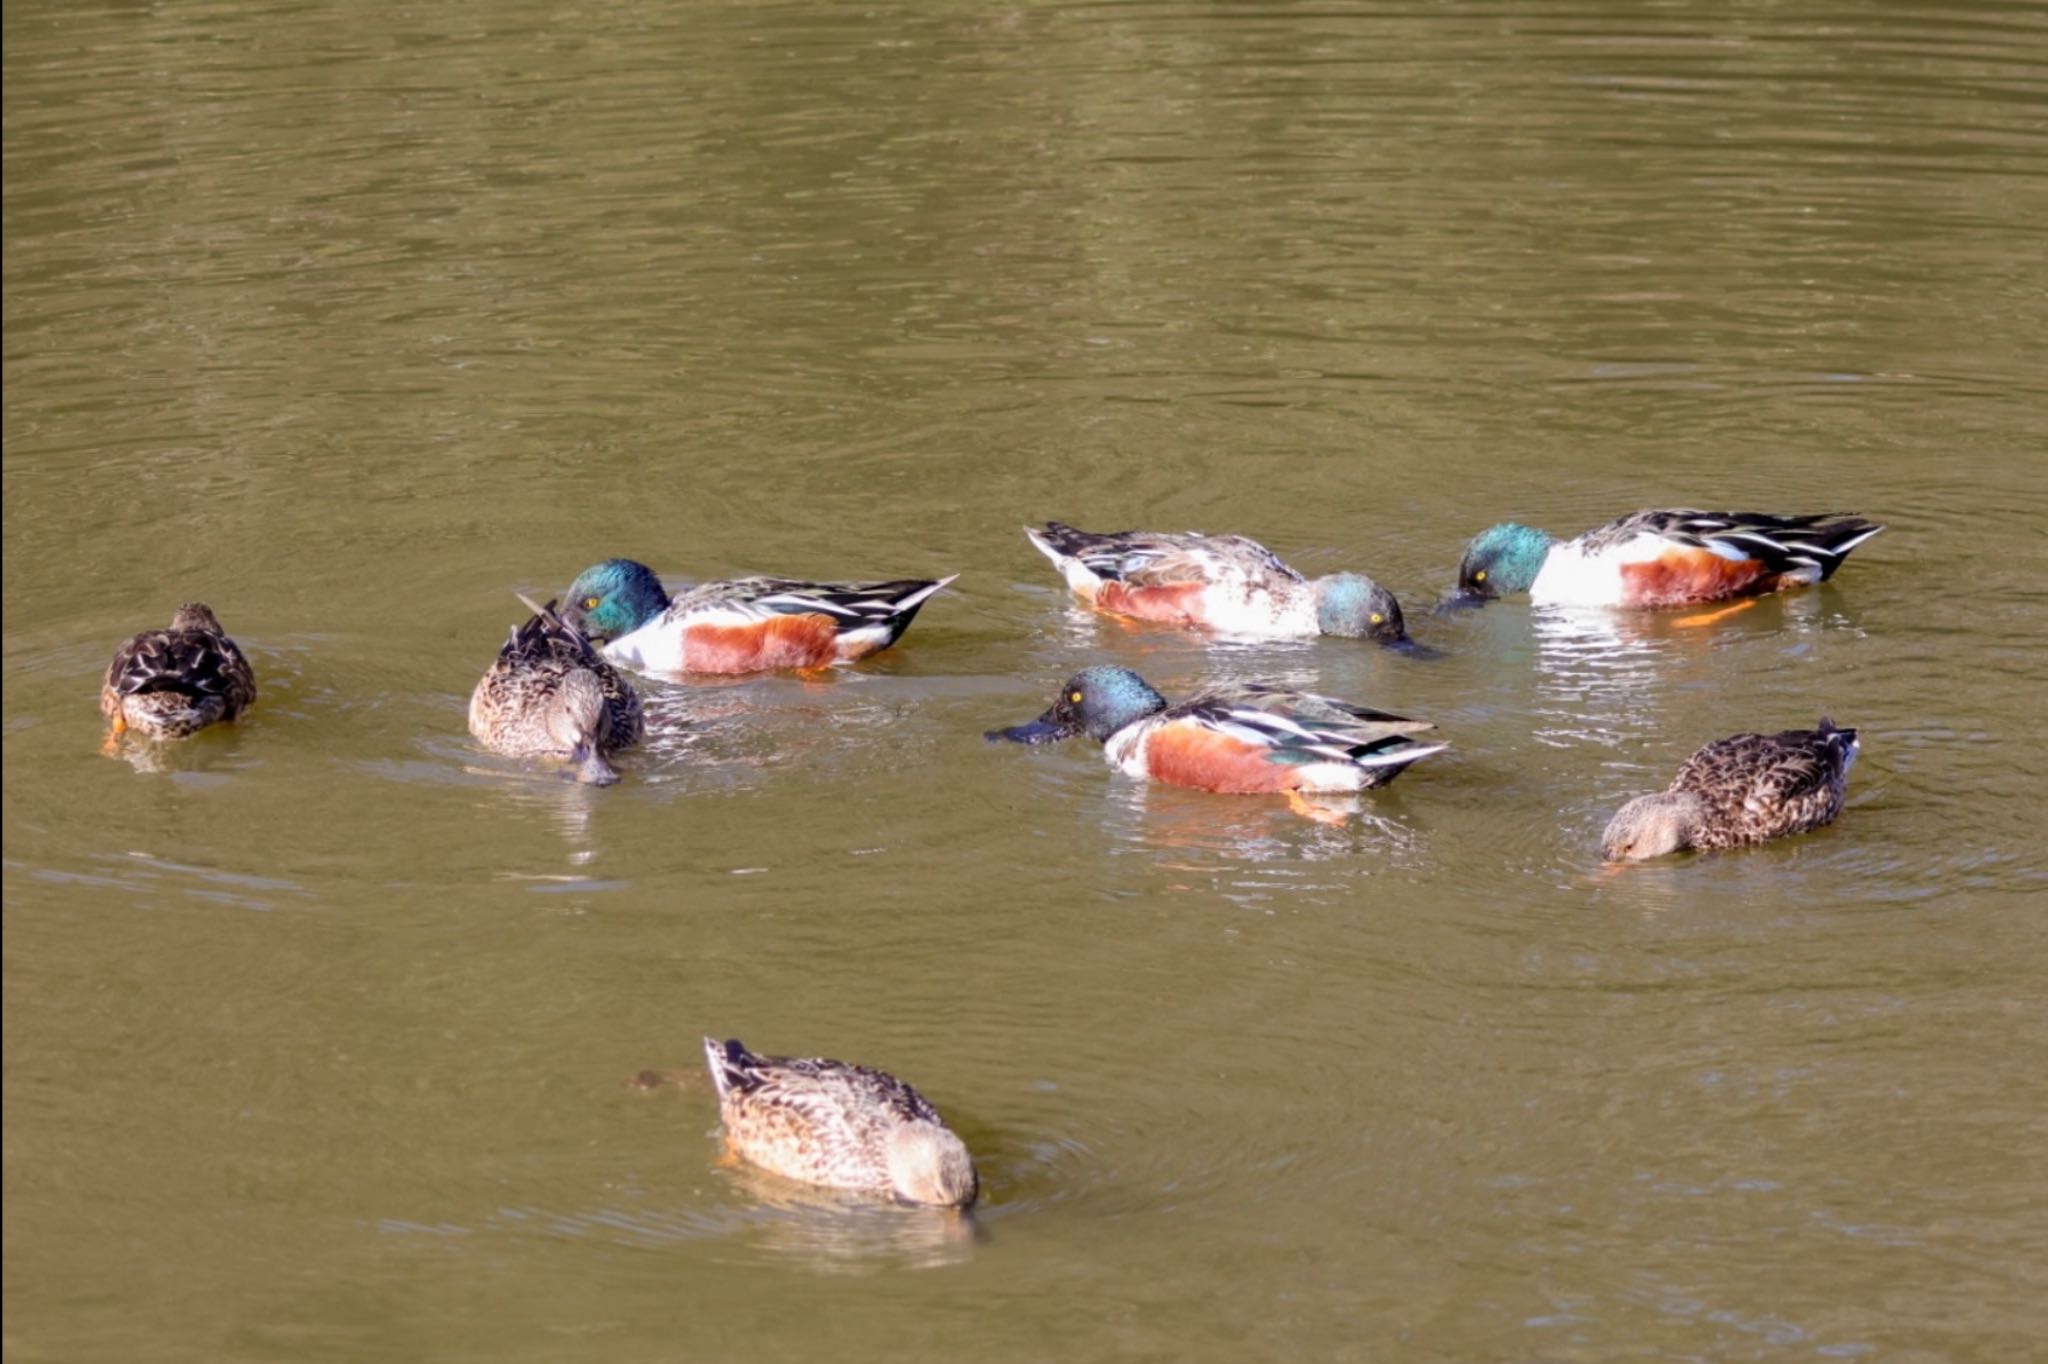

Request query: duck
[
  {"left": 468, "top": 594, "right": 644, "bottom": 785},
  {"left": 702, "top": 1037, "right": 978, "bottom": 1209},
  {"left": 100, "top": 603, "right": 257, "bottom": 742},
  {"left": 1601, "top": 718, "right": 1859, "bottom": 862},
  {"left": 1452, "top": 509, "right": 1883, "bottom": 610},
  {"left": 1025, "top": 522, "right": 1412, "bottom": 647},
  {"left": 986, "top": 665, "right": 1445, "bottom": 797},
  {"left": 559, "top": 558, "right": 956, "bottom": 676}
]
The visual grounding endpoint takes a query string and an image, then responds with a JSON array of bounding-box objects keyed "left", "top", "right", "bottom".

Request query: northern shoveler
[
  {"left": 1025, "top": 522, "right": 1411, "bottom": 646},
  {"left": 986, "top": 665, "right": 1445, "bottom": 795},
  {"left": 702, "top": 1037, "right": 979, "bottom": 1209},
  {"left": 1452, "top": 510, "right": 1883, "bottom": 610},
  {"left": 1602, "top": 718, "right": 1859, "bottom": 861},
  {"left": 469, "top": 595, "right": 644, "bottom": 785},
  {"left": 100, "top": 603, "right": 256, "bottom": 742},
  {"left": 560, "top": 558, "right": 955, "bottom": 675}
]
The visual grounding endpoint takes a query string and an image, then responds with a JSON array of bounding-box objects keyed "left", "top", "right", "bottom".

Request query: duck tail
[
  {"left": 702, "top": 1036, "right": 757, "bottom": 1101},
  {"left": 1025, "top": 521, "right": 1103, "bottom": 562},
  {"left": 1817, "top": 717, "right": 1860, "bottom": 767},
  {"left": 1353, "top": 737, "right": 1450, "bottom": 787},
  {"left": 1713, "top": 513, "right": 1883, "bottom": 582}
]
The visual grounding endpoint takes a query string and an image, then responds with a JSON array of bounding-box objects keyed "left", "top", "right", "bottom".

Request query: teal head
[
  {"left": 985, "top": 666, "right": 1168, "bottom": 746},
  {"left": 1452, "top": 523, "right": 1554, "bottom": 604},
  {"left": 1312, "top": 573, "right": 1410, "bottom": 646},
  {"left": 559, "top": 559, "right": 670, "bottom": 643}
]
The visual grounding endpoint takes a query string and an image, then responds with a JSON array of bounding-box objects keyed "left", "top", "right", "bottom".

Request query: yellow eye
[
  {"left": 582, "top": 596, "right": 600, "bottom": 610},
  {"left": 1370, "top": 612, "right": 1384, "bottom": 625},
  {"left": 1474, "top": 570, "right": 1488, "bottom": 584},
  {"left": 1069, "top": 691, "right": 1084, "bottom": 704}
]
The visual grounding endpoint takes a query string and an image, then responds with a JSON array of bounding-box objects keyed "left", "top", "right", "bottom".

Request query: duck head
[
  {"left": 560, "top": 558, "right": 670, "bottom": 643},
  {"left": 985, "top": 666, "right": 1167, "bottom": 746},
  {"left": 885, "top": 1125, "right": 979, "bottom": 1209},
  {"left": 1312, "top": 572, "right": 1410, "bottom": 647},
  {"left": 1450, "top": 523, "right": 1553, "bottom": 606},
  {"left": 1600, "top": 791, "right": 1707, "bottom": 862}
]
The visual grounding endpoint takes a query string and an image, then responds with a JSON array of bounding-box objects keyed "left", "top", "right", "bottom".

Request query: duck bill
[
  {"left": 984, "top": 712, "right": 1082, "bottom": 745},
  {"left": 1383, "top": 635, "right": 1443, "bottom": 659},
  {"left": 1436, "top": 588, "right": 1490, "bottom": 613},
  {"left": 570, "top": 742, "right": 620, "bottom": 786}
]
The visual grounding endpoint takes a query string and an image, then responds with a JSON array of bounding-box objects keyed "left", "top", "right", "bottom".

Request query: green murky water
[{"left": 6, "top": 2, "right": 2047, "bottom": 1359}]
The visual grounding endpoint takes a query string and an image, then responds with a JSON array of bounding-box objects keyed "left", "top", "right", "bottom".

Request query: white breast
[
  {"left": 603, "top": 618, "right": 684, "bottom": 673},
  {"left": 1104, "top": 721, "right": 1155, "bottom": 777},
  {"left": 1529, "top": 537, "right": 1639, "bottom": 606},
  {"left": 1193, "top": 574, "right": 1319, "bottom": 637}
]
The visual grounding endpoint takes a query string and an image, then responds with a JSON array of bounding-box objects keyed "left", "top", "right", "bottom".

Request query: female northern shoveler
[
  {"left": 1452, "top": 509, "right": 1883, "bottom": 610},
  {"left": 986, "top": 665, "right": 1445, "bottom": 795},
  {"left": 702, "top": 1037, "right": 979, "bottom": 1209},
  {"left": 1025, "top": 522, "right": 1412, "bottom": 646},
  {"left": 1601, "top": 718, "right": 1859, "bottom": 862},
  {"left": 100, "top": 603, "right": 256, "bottom": 742},
  {"left": 469, "top": 595, "right": 644, "bottom": 785},
  {"left": 559, "top": 558, "right": 955, "bottom": 675}
]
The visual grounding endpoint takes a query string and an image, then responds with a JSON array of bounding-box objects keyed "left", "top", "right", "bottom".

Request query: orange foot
[
  {"left": 1287, "top": 790, "right": 1352, "bottom": 826},
  {"left": 101, "top": 715, "right": 127, "bottom": 756},
  {"left": 1673, "top": 597, "right": 1761, "bottom": 628}
]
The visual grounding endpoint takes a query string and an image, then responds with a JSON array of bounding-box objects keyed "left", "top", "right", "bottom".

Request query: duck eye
[
  {"left": 581, "top": 596, "right": 600, "bottom": 610},
  {"left": 1370, "top": 612, "right": 1384, "bottom": 625},
  {"left": 1474, "top": 570, "right": 1488, "bottom": 584},
  {"left": 1069, "top": 691, "right": 1084, "bottom": 704}
]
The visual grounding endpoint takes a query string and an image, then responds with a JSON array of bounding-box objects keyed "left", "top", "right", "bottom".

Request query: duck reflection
[
  {"left": 1099, "top": 775, "right": 1428, "bottom": 898},
  {"left": 1527, "top": 605, "right": 1685, "bottom": 751},
  {"left": 709, "top": 1161, "right": 982, "bottom": 1272}
]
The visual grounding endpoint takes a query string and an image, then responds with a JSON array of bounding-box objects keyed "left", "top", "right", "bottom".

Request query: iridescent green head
[
  {"left": 1313, "top": 573, "right": 1409, "bottom": 645},
  {"left": 559, "top": 559, "right": 670, "bottom": 643},
  {"left": 1454, "top": 523, "right": 1554, "bottom": 601},
  {"left": 985, "top": 665, "right": 1168, "bottom": 746}
]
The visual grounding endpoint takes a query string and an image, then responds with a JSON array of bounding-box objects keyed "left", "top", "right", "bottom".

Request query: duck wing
[
  {"left": 1027, "top": 524, "right": 1301, "bottom": 589},
  {"left": 104, "top": 617, "right": 257, "bottom": 717},
  {"left": 1583, "top": 510, "right": 1884, "bottom": 580}
]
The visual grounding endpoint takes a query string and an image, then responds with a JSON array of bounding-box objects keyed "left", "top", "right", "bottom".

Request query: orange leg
[
  {"left": 1673, "top": 597, "right": 1761, "bottom": 628},
  {"left": 101, "top": 711, "right": 128, "bottom": 755}
]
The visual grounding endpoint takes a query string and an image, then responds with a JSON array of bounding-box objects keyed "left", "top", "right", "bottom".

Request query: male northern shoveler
[
  {"left": 986, "top": 665, "right": 1445, "bottom": 796},
  {"left": 702, "top": 1037, "right": 979, "bottom": 1209},
  {"left": 100, "top": 603, "right": 257, "bottom": 742},
  {"left": 469, "top": 595, "right": 644, "bottom": 785},
  {"left": 1452, "top": 510, "right": 1883, "bottom": 610},
  {"left": 559, "top": 558, "right": 955, "bottom": 676},
  {"left": 1025, "top": 522, "right": 1412, "bottom": 646},
  {"left": 1601, "top": 718, "right": 1859, "bottom": 862}
]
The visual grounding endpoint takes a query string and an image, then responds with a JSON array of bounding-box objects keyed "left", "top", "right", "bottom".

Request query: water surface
[{"left": 6, "top": 1, "right": 2047, "bottom": 1360}]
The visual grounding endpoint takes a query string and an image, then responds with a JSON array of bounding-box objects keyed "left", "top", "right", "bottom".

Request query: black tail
[
  {"left": 1033, "top": 521, "right": 1107, "bottom": 557},
  {"left": 1724, "top": 513, "right": 1884, "bottom": 581}
]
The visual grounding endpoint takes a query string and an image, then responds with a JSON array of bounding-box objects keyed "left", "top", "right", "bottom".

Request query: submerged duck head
[
  {"left": 1451, "top": 523, "right": 1553, "bottom": 605},
  {"left": 887, "top": 1125, "right": 980, "bottom": 1209},
  {"left": 1313, "top": 572, "right": 1410, "bottom": 646},
  {"left": 560, "top": 558, "right": 670, "bottom": 643},
  {"left": 985, "top": 665, "right": 1167, "bottom": 746},
  {"left": 1600, "top": 790, "right": 1707, "bottom": 862}
]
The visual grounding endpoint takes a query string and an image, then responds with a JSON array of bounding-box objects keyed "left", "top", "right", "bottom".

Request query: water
[{"left": 6, "top": 1, "right": 2047, "bottom": 1360}]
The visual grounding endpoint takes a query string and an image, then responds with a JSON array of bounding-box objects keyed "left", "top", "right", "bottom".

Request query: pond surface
[{"left": 5, "top": 1, "right": 2046, "bottom": 1360}]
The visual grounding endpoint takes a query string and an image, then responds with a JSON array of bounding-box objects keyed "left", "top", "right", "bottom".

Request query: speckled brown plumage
[
  {"left": 100, "top": 603, "right": 257, "bottom": 740},
  {"left": 1603, "top": 719, "right": 1859, "bottom": 861},
  {"left": 468, "top": 596, "right": 642, "bottom": 785},
  {"left": 703, "top": 1037, "right": 978, "bottom": 1208}
]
